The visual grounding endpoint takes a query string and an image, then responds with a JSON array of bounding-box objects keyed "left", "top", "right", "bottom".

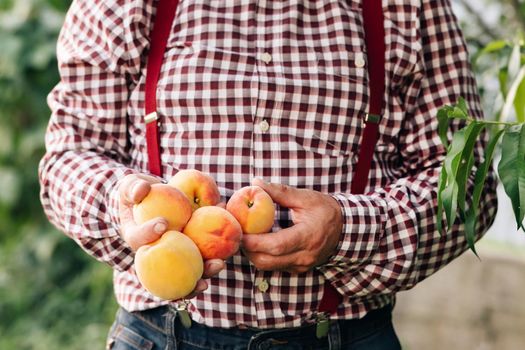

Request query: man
[{"left": 39, "top": 0, "right": 497, "bottom": 349}]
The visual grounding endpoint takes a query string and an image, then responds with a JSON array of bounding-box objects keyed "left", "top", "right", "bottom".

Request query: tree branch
[
  {"left": 509, "top": 0, "right": 525, "bottom": 32},
  {"left": 457, "top": 0, "right": 502, "bottom": 42}
]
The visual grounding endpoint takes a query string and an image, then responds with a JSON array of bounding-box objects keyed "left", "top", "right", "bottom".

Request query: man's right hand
[
  {"left": 117, "top": 173, "right": 225, "bottom": 297},
  {"left": 118, "top": 174, "right": 165, "bottom": 251}
]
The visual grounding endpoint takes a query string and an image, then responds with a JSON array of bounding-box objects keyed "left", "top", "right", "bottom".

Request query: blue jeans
[{"left": 106, "top": 305, "right": 401, "bottom": 350}]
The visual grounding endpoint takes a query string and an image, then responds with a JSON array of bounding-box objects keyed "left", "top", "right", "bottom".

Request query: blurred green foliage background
[
  {"left": 0, "top": 0, "right": 523, "bottom": 349},
  {"left": 0, "top": 1, "right": 116, "bottom": 349}
]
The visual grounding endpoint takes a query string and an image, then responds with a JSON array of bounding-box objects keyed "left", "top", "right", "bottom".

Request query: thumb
[{"left": 251, "top": 178, "right": 306, "bottom": 208}]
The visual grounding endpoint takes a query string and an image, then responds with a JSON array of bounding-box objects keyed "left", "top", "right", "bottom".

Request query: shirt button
[
  {"left": 355, "top": 53, "right": 365, "bottom": 68},
  {"left": 261, "top": 52, "right": 272, "bottom": 64},
  {"left": 257, "top": 279, "right": 269, "bottom": 293},
  {"left": 259, "top": 119, "right": 270, "bottom": 132}
]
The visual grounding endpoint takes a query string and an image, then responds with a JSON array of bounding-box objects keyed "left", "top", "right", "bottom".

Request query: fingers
[
  {"left": 119, "top": 174, "right": 161, "bottom": 206},
  {"left": 202, "top": 259, "right": 225, "bottom": 278},
  {"left": 118, "top": 174, "right": 164, "bottom": 250},
  {"left": 242, "top": 225, "right": 315, "bottom": 273},
  {"left": 252, "top": 178, "right": 308, "bottom": 209},
  {"left": 183, "top": 260, "right": 225, "bottom": 299},
  {"left": 242, "top": 224, "right": 306, "bottom": 255},
  {"left": 184, "top": 279, "right": 209, "bottom": 299},
  {"left": 122, "top": 217, "right": 168, "bottom": 251},
  {"left": 243, "top": 250, "right": 316, "bottom": 274},
  {"left": 242, "top": 224, "right": 315, "bottom": 273}
]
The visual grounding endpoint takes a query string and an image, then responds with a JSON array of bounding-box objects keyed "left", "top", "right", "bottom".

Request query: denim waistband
[{"left": 128, "top": 304, "right": 393, "bottom": 349}]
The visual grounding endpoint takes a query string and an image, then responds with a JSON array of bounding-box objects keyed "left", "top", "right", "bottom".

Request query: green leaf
[
  {"left": 457, "top": 97, "right": 468, "bottom": 116},
  {"left": 456, "top": 122, "right": 486, "bottom": 216},
  {"left": 499, "top": 68, "right": 509, "bottom": 100},
  {"left": 508, "top": 43, "right": 521, "bottom": 79},
  {"left": 483, "top": 40, "right": 508, "bottom": 53},
  {"left": 498, "top": 124, "right": 525, "bottom": 230},
  {"left": 441, "top": 180, "right": 459, "bottom": 232},
  {"left": 472, "top": 40, "right": 508, "bottom": 66},
  {"left": 464, "top": 128, "right": 505, "bottom": 257},
  {"left": 442, "top": 123, "right": 479, "bottom": 230},
  {"left": 452, "top": 106, "right": 468, "bottom": 119},
  {"left": 437, "top": 165, "right": 448, "bottom": 235},
  {"left": 513, "top": 75, "right": 525, "bottom": 123},
  {"left": 464, "top": 213, "right": 480, "bottom": 259}
]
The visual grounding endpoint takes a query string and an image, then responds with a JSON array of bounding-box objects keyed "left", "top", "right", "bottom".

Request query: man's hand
[
  {"left": 242, "top": 178, "right": 343, "bottom": 274},
  {"left": 117, "top": 173, "right": 225, "bottom": 296},
  {"left": 118, "top": 174, "right": 164, "bottom": 251}
]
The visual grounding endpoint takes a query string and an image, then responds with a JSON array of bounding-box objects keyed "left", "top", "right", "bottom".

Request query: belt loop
[
  {"left": 164, "top": 306, "right": 178, "bottom": 350},
  {"left": 328, "top": 320, "right": 341, "bottom": 350},
  {"left": 247, "top": 331, "right": 266, "bottom": 350}
]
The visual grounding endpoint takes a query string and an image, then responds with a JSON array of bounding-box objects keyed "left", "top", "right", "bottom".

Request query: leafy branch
[{"left": 437, "top": 37, "right": 525, "bottom": 256}]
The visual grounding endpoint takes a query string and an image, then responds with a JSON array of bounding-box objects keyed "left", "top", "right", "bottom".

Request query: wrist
[{"left": 321, "top": 194, "right": 346, "bottom": 263}]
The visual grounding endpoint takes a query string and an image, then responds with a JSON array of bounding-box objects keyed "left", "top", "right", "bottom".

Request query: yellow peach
[
  {"left": 135, "top": 231, "right": 203, "bottom": 300},
  {"left": 226, "top": 185, "right": 275, "bottom": 234},
  {"left": 133, "top": 184, "right": 192, "bottom": 231},
  {"left": 183, "top": 206, "right": 242, "bottom": 260},
  {"left": 168, "top": 169, "right": 221, "bottom": 211}
]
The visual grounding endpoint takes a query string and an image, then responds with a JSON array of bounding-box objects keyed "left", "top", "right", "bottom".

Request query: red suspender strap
[
  {"left": 351, "top": 0, "right": 386, "bottom": 195},
  {"left": 145, "top": 0, "right": 180, "bottom": 176},
  {"left": 318, "top": 0, "right": 385, "bottom": 315}
]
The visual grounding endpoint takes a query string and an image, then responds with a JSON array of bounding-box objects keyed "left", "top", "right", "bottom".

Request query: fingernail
[
  {"left": 196, "top": 284, "right": 208, "bottom": 293},
  {"left": 209, "top": 261, "right": 224, "bottom": 272},
  {"left": 252, "top": 177, "right": 265, "bottom": 186},
  {"left": 131, "top": 181, "right": 141, "bottom": 198},
  {"left": 154, "top": 222, "right": 167, "bottom": 234}
]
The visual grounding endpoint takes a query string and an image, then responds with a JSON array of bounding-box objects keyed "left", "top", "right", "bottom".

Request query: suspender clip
[
  {"left": 176, "top": 300, "right": 192, "bottom": 329},
  {"left": 365, "top": 113, "right": 381, "bottom": 124},
  {"left": 315, "top": 312, "right": 330, "bottom": 339},
  {"left": 145, "top": 111, "right": 159, "bottom": 124}
]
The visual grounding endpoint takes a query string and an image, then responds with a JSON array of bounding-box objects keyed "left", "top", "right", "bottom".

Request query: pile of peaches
[{"left": 133, "top": 169, "right": 275, "bottom": 300}]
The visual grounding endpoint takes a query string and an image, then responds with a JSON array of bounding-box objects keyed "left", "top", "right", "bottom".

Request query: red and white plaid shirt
[{"left": 40, "top": 0, "right": 497, "bottom": 329}]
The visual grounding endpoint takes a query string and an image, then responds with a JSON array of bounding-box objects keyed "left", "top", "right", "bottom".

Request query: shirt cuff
[
  {"left": 315, "top": 193, "right": 386, "bottom": 295},
  {"left": 322, "top": 193, "right": 386, "bottom": 268}
]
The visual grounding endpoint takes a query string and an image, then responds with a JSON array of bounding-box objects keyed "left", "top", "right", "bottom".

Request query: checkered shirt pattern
[{"left": 39, "top": 0, "right": 498, "bottom": 329}]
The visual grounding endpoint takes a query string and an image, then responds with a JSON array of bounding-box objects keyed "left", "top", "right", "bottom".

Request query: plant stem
[
  {"left": 499, "top": 65, "right": 525, "bottom": 122},
  {"left": 464, "top": 118, "right": 520, "bottom": 126}
]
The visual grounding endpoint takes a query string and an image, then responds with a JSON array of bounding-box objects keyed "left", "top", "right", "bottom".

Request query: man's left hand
[{"left": 241, "top": 178, "right": 343, "bottom": 274}]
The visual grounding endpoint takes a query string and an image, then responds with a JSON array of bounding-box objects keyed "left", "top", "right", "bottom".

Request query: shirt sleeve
[
  {"left": 317, "top": 0, "right": 498, "bottom": 298},
  {"left": 38, "top": 0, "right": 152, "bottom": 271}
]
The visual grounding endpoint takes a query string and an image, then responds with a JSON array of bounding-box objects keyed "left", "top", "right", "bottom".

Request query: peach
[
  {"left": 168, "top": 169, "right": 221, "bottom": 211},
  {"left": 183, "top": 206, "right": 242, "bottom": 260},
  {"left": 133, "top": 184, "right": 192, "bottom": 231},
  {"left": 135, "top": 231, "right": 203, "bottom": 300},
  {"left": 226, "top": 185, "right": 275, "bottom": 234}
]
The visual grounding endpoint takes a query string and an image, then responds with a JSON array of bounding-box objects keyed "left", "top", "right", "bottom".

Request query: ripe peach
[
  {"left": 133, "top": 184, "right": 192, "bottom": 231},
  {"left": 183, "top": 206, "right": 242, "bottom": 260},
  {"left": 135, "top": 231, "right": 203, "bottom": 300},
  {"left": 226, "top": 185, "right": 275, "bottom": 234},
  {"left": 168, "top": 169, "right": 221, "bottom": 211}
]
